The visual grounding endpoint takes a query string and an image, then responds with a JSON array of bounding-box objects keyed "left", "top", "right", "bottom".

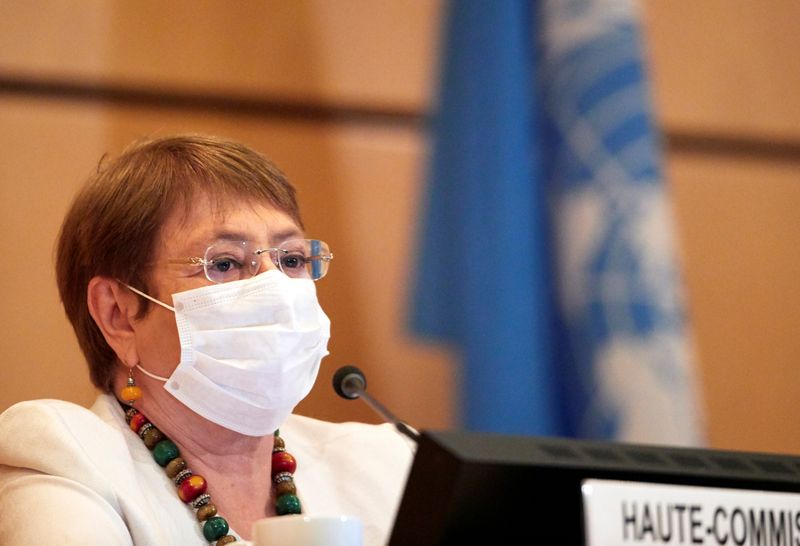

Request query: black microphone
[{"left": 332, "top": 365, "right": 419, "bottom": 442}]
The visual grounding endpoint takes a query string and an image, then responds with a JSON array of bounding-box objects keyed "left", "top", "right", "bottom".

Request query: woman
[{"left": 0, "top": 135, "right": 412, "bottom": 545}]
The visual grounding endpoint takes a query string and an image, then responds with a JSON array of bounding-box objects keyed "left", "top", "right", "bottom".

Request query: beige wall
[
  {"left": 1, "top": 1, "right": 799, "bottom": 454},
  {"left": 644, "top": 0, "right": 800, "bottom": 452}
]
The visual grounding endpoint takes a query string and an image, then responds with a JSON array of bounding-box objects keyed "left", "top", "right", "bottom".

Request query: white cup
[{"left": 252, "top": 515, "right": 363, "bottom": 546}]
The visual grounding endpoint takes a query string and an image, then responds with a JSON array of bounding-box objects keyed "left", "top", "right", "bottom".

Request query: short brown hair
[{"left": 56, "top": 134, "right": 302, "bottom": 392}]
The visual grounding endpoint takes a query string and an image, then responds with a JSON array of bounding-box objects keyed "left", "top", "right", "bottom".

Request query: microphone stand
[
  {"left": 336, "top": 366, "right": 420, "bottom": 443},
  {"left": 356, "top": 389, "right": 420, "bottom": 442}
]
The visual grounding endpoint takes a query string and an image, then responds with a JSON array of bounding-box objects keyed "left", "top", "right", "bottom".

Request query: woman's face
[{"left": 129, "top": 191, "right": 303, "bottom": 396}]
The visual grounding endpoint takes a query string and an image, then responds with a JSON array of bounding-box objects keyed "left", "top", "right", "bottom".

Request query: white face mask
[{"left": 125, "top": 270, "right": 331, "bottom": 436}]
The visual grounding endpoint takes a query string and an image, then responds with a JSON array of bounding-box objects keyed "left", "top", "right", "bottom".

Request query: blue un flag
[{"left": 411, "top": 0, "right": 703, "bottom": 444}]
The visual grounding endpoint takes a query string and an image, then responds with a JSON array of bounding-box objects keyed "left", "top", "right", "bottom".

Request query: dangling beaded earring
[{"left": 119, "top": 367, "right": 143, "bottom": 406}]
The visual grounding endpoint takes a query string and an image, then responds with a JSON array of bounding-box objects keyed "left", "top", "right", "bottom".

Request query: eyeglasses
[{"left": 169, "top": 239, "right": 333, "bottom": 283}]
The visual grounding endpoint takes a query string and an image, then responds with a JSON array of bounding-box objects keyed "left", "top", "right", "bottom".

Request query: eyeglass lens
[{"left": 203, "top": 239, "right": 330, "bottom": 283}]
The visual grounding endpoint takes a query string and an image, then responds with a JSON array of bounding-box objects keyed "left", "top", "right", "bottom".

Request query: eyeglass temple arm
[{"left": 166, "top": 257, "right": 207, "bottom": 265}]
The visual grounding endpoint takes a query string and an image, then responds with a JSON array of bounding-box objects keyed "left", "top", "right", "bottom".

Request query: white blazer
[{"left": 0, "top": 394, "right": 413, "bottom": 545}]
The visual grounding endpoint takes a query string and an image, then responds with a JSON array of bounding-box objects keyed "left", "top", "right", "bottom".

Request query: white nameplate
[{"left": 582, "top": 479, "right": 800, "bottom": 546}]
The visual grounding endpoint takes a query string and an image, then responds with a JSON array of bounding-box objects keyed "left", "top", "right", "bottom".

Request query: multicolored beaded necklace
[{"left": 120, "top": 377, "right": 302, "bottom": 545}]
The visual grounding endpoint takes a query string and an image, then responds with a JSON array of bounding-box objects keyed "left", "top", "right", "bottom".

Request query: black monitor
[{"left": 389, "top": 431, "right": 800, "bottom": 545}]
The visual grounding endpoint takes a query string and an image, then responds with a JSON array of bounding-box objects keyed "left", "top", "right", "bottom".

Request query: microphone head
[{"left": 333, "top": 365, "right": 367, "bottom": 400}]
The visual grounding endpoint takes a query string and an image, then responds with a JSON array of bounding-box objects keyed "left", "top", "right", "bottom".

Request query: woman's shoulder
[
  {"left": 281, "top": 412, "right": 416, "bottom": 472},
  {"left": 281, "top": 414, "right": 415, "bottom": 545},
  {"left": 0, "top": 397, "right": 187, "bottom": 544},
  {"left": 283, "top": 413, "right": 413, "bottom": 449},
  {"left": 0, "top": 395, "right": 123, "bottom": 436},
  {"left": 0, "top": 395, "right": 130, "bottom": 478},
  {"left": 1, "top": 396, "right": 103, "bottom": 423}
]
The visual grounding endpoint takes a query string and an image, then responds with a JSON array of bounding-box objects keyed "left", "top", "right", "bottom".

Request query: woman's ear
[{"left": 87, "top": 276, "right": 140, "bottom": 369}]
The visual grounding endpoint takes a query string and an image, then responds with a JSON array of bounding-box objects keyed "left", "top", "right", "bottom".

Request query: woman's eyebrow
[
  {"left": 200, "top": 228, "right": 303, "bottom": 245},
  {"left": 270, "top": 228, "right": 304, "bottom": 244},
  {"left": 208, "top": 230, "right": 251, "bottom": 242}
]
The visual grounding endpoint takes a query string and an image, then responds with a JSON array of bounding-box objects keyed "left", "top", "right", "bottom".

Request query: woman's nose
[{"left": 255, "top": 252, "right": 279, "bottom": 275}]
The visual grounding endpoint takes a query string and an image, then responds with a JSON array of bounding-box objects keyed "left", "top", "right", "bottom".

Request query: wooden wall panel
[
  {"left": 644, "top": 0, "right": 800, "bottom": 139},
  {"left": 0, "top": 97, "right": 103, "bottom": 412},
  {"left": 0, "top": 0, "right": 441, "bottom": 110},
  {"left": 644, "top": 0, "right": 800, "bottom": 453},
  {"left": 668, "top": 151, "right": 800, "bottom": 453}
]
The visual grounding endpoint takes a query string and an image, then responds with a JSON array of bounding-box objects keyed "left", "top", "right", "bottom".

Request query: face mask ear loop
[
  {"left": 122, "top": 283, "right": 176, "bottom": 313},
  {"left": 136, "top": 363, "right": 169, "bottom": 383}
]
